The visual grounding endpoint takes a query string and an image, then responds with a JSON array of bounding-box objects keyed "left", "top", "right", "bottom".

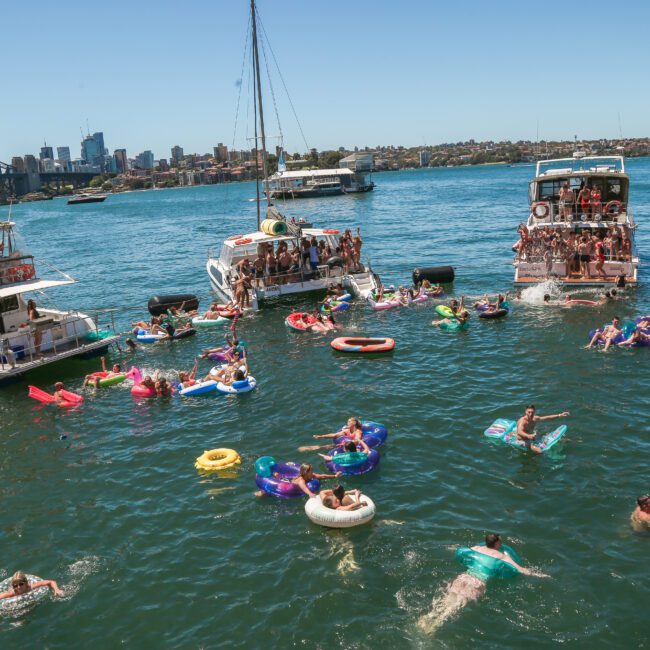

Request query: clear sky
[{"left": 1, "top": 0, "right": 649, "bottom": 163}]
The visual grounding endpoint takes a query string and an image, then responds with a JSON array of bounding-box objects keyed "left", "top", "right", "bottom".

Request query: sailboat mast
[{"left": 251, "top": 0, "right": 270, "bottom": 211}]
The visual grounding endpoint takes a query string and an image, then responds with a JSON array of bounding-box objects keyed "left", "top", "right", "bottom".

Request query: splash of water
[{"left": 518, "top": 279, "right": 562, "bottom": 305}]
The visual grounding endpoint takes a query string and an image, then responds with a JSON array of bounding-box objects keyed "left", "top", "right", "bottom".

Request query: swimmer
[
  {"left": 0, "top": 570, "right": 64, "bottom": 600},
  {"left": 154, "top": 377, "right": 172, "bottom": 397},
  {"left": 83, "top": 357, "right": 122, "bottom": 388},
  {"left": 543, "top": 294, "right": 551, "bottom": 303},
  {"left": 254, "top": 463, "right": 341, "bottom": 498},
  {"left": 178, "top": 360, "right": 199, "bottom": 388},
  {"left": 52, "top": 381, "right": 68, "bottom": 405},
  {"left": 417, "top": 533, "right": 548, "bottom": 635},
  {"left": 617, "top": 327, "right": 650, "bottom": 347},
  {"left": 125, "top": 338, "right": 137, "bottom": 351},
  {"left": 320, "top": 485, "right": 367, "bottom": 510},
  {"left": 631, "top": 495, "right": 650, "bottom": 532},
  {"left": 586, "top": 316, "right": 621, "bottom": 351},
  {"left": 318, "top": 439, "right": 370, "bottom": 462},
  {"left": 313, "top": 417, "right": 364, "bottom": 442},
  {"left": 432, "top": 310, "right": 469, "bottom": 328},
  {"left": 516, "top": 404, "right": 570, "bottom": 454}
]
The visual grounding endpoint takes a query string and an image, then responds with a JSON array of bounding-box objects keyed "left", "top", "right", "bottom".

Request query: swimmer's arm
[
  {"left": 314, "top": 471, "right": 342, "bottom": 480},
  {"left": 100, "top": 356, "right": 107, "bottom": 373},
  {"left": 31, "top": 579, "right": 64, "bottom": 597},
  {"left": 536, "top": 412, "right": 570, "bottom": 421},
  {"left": 313, "top": 432, "right": 340, "bottom": 439},
  {"left": 0, "top": 589, "right": 15, "bottom": 600},
  {"left": 189, "top": 360, "right": 199, "bottom": 381},
  {"left": 295, "top": 479, "right": 317, "bottom": 498},
  {"left": 358, "top": 439, "right": 370, "bottom": 454}
]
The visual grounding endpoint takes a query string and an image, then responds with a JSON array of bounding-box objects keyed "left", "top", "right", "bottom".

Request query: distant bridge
[{"left": 0, "top": 161, "right": 98, "bottom": 199}]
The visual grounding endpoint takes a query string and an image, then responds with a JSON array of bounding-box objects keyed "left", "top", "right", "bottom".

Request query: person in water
[
  {"left": 0, "top": 570, "right": 64, "bottom": 600},
  {"left": 516, "top": 404, "right": 570, "bottom": 454},
  {"left": 417, "top": 533, "right": 548, "bottom": 634},
  {"left": 255, "top": 463, "right": 341, "bottom": 498},
  {"left": 631, "top": 495, "right": 650, "bottom": 532},
  {"left": 155, "top": 377, "right": 172, "bottom": 397},
  {"left": 617, "top": 327, "right": 650, "bottom": 347},
  {"left": 586, "top": 316, "right": 621, "bottom": 351},
  {"left": 318, "top": 439, "right": 370, "bottom": 462},
  {"left": 313, "top": 417, "right": 364, "bottom": 443},
  {"left": 178, "top": 360, "right": 199, "bottom": 388},
  {"left": 52, "top": 381, "right": 68, "bottom": 405},
  {"left": 320, "top": 485, "right": 367, "bottom": 510},
  {"left": 83, "top": 357, "right": 122, "bottom": 387}
]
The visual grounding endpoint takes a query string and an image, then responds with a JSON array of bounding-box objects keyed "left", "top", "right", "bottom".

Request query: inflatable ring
[
  {"left": 195, "top": 448, "right": 241, "bottom": 471},
  {"left": 455, "top": 544, "right": 522, "bottom": 581},
  {"left": 255, "top": 461, "right": 320, "bottom": 498},
  {"left": 234, "top": 238, "right": 253, "bottom": 246},
  {"left": 0, "top": 574, "right": 50, "bottom": 614},
  {"left": 330, "top": 337, "right": 395, "bottom": 353},
  {"left": 531, "top": 201, "right": 549, "bottom": 219},
  {"left": 179, "top": 379, "right": 218, "bottom": 396},
  {"left": 305, "top": 494, "right": 376, "bottom": 528},
  {"left": 323, "top": 229, "right": 340, "bottom": 234},
  {"left": 325, "top": 448, "right": 380, "bottom": 475},
  {"left": 604, "top": 200, "right": 622, "bottom": 217},
  {"left": 216, "top": 376, "right": 257, "bottom": 395},
  {"left": 334, "top": 421, "right": 388, "bottom": 448}
]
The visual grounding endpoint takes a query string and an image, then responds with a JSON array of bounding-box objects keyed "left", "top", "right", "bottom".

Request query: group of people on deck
[
  {"left": 556, "top": 181, "right": 607, "bottom": 222},
  {"left": 515, "top": 222, "right": 632, "bottom": 280},
  {"left": 232, "top": 227, "right": 364, "bottom": 305}
]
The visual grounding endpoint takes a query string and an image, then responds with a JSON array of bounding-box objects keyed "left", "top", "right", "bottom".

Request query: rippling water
[{"left": 1, "top": 161, "right": 649, "bottom": 647}]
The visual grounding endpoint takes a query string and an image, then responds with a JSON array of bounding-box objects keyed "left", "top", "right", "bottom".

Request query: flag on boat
[{"left": 278, "top": 149, "right": 286, "bottom": 173}]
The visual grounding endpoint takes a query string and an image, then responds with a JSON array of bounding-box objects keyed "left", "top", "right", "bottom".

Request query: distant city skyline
[{"left": 1, "top": 0, "right": 649, "bottom": 164}]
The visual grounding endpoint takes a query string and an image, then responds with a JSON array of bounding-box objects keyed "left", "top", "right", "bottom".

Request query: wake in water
[
  {"left": 416, "top": 573, "right": 486, "bottom": 635},
  {"left": 58, "top": 556, "right": 102, "bottom": 601}
]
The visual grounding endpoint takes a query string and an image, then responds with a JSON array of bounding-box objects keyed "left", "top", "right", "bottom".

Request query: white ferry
[
  {"left": 0, "top": 220, "right": 119, "bottom": 385},
  {"left": 268, "top": 168, "right": 374, "bottom": 199},
  {"left": 514, "top": 155, "right": 639, "bottom": 287}
]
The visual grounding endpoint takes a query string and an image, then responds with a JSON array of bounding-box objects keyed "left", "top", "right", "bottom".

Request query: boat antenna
[{"left": 251, "top": 0, "right": 270, "bottom": 214}]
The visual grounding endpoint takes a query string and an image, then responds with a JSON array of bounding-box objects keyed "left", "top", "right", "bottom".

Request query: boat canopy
[
  {"left": 270, "top": 168, "right": 354, "bottom": 180},
  {"left": 0, "top": 278, "right": 76, "bottom": 299}
]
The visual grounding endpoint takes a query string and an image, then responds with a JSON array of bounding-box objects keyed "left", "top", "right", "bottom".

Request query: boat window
[
  {"left": 568, "top": 177, "right": 583, "bottom": 191},
  {"left": 606, "top": 178, "right": 621, "bottom": 197},
  {"left": 0, "top": 295, "right": 19, "bottom": 314},
  {"left": 538, "top": 179, "right": 567, "bottom": 200}
]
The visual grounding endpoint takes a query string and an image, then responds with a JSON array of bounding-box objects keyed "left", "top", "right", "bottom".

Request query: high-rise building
[
  {"left": 158, "top": 159, "right": 170, "bottom": 172},
  {"left": 56, "top": 146, "right": 71, "bottom": 171},
  {"left": 81, "top": 135, "right": 101, "bottom": 166},
  {"left": 419, "top": 150, "right": 431, "bottom": 167},
  {"left": 40, "top": 144, "right": 54, "bottom": 160},
  {"left": 92, "top": 132, "right": 106, "bottom": 156},
  {"left": 171, "top": 145, "right": 184, "bottom": 164},
  {"left": 135, "top": 150, "right": 154, "bottom": 170},
  {"left": 114, "top": 149, "right": 128, "bottom": 174},
  {"left": 214, "top": 143, "right": 228, "bottom": 163},
  {"left": 23, "top": 155, "right": 39, "bottom": 173},
  {"left": 11, "top": 157, "right": 25, "bottom": 172}
]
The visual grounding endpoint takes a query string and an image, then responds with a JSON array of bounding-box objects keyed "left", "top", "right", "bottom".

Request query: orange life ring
[
  {"left": 16, "top": 265, "right": 34, "bottom": 281},
  {"left": 330, "top": 337, "right": 395, "bottom": 353},
  {"left": 234, "top": 238, "right": 253, "bottom": 246},
  {"left": 604, "top": 200, "right": 622, "bottom": 216},
  {"left": 4, "top": 266, "right": 20, "bottom": 283},
  {"left": 531, "top": 202, "right": 549, "bottom": 219},
  {"left": 323, "top": 229, "right": 340, "bottom": 234},
  {"left": 227, "top": 234, "right": 244, "bottom": 240}
]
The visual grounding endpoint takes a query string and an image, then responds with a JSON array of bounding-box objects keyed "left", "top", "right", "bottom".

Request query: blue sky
[{"left": 1, "top": 0, "right": 648, "bottom": 163}]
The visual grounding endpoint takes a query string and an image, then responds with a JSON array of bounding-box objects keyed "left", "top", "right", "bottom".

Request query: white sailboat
[{"left": 205, "top": 0, "right": 378, "bottom": 310}]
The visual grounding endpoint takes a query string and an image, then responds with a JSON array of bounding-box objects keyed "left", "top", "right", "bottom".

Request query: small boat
[{"left": 68, "top": 193, "right": 107, "bottom": 205}]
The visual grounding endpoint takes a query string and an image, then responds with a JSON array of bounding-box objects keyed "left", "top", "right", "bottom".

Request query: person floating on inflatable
[
  {"left": 417, "top": 533, "right": 549, "bottom": 634},
  {"left": 0, "top": 571, "right": 64, "bottom": 600},
  {"left": 585, "top": 317, "right": 621, "bottom": 351},
  {"left": 82, "top": 357, "right": 123, "bottom": 388},
  {"left": 516, "top": 404, "right": 570, "bottom": 454},
  {"left": 319, "top": 485, "right": 368, "bottom": 511}
]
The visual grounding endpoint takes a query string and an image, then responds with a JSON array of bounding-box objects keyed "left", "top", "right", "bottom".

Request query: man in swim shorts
[
  {"left": 631, "top": 495, "right": 650, "bottom": 531},
  {"left": 516, "top": 405, "right": 570, "bottom": 454},
  {"left": 586, "top": 316, "right": 621, "bottom": 351}
]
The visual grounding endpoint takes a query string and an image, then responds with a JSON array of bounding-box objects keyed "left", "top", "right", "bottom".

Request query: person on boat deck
[
  {"left": 631, "top": 495, "right": 650, "bottom": 531},
  {"left": 178, "top": 360, "right": 199, "bottom": 388},
  {"left": 318, "top": 439, "right": 371, "bottom": 463},
  {"left": 577, "top": 184, "right": 591, "bottom": 217},
  {"left": 586, "top": 316, "right": 621, "bottom": 351},
  {"left": 0, "top": 570, "right": 64, "bottom": 601},
  {"left": 26, "top": 299, "right": 43, "bottom": 356},
  {"left": 590, "top": 185, "right": 602, "bottom": 218},
  {"left": 277, "top": 247, "right": 293, "bottom": 283},
  {"left": 313, "top": 418, "right": 364, "bottom": 448},
  {"left": 617, "top": 327, "right": 650, "bottom": 347},
  {"left": 233, "top": 275, "right": 250, "bottom": 310},
  {"left": 516, "top": 404, "right": 570, "bottom": 454},
  {"left": 321, "top": 486, "right": 368, "bottom": 511},
  {"left": 83, "top": 357, "right": 122, "bottom": 387},
  {"left": 558, "top": 182, "right": 575, "bottom": 221},
  {"left": 237, "top": 257, "right": 251, "bottom": 278},
  {"left": 253, "top": 251, "right": 265, "bottom": 288},
  {"left": 308, "top": 237, "right": 320, "bottom": 271}
]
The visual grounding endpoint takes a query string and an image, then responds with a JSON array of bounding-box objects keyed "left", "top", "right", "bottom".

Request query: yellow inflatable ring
[{"left": 195, "top": 448, "right": 241, "bottom": 471}]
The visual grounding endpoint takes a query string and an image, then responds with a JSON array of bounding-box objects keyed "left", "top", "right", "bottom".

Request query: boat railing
[
  {"left": 528, "top": 201, "right": 631, "bottom": 227},
  {"left": 0, "top": 312, "right": 113, "bottom": 370},
  {"left": 0, "top": 255, "right": 37, "bottom": 286}
]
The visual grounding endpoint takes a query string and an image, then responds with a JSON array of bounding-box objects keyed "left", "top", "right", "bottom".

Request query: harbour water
[{"left": 1, "top": 161, "right": 649, "bottom": 647}]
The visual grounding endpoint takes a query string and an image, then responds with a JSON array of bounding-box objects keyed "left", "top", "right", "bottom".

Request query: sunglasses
[{"left": 12, "top": 580, "right": 27, "bottom": 588}]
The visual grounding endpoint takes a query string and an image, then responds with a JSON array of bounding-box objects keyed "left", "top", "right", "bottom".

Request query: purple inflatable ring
[{"left": 255, "top": 462, "right": 320, "bottom": 498}]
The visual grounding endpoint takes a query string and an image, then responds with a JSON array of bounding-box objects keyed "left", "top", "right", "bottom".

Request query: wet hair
[
  {"left": 350, "top": 418, "right": 361, "bottom": 429},
  {"left": 543, "top": 294, "right": 550, "bottom": 302},
  {"left": 234, "top": 369, "right": 245, "bottom": 381},
  {"left": 333, "top": 485, "right": 346, "bottom": 501},
  {"left": 604, "top": 291, "right": 611, "bottom": 298},
  {"left": 113, "top": 364, "right": 122, "bottom": 372},
  {"left": 611, "top": 289, "right": 617, "bottom": 296},
  {"left": 54, "top": 382, "right": 64, "bottom": 390},
  {"left": 637, "top": 495, "right": 650, "bottom": 507},
  {"left": 526, "top": 404, "right": 536, "bottom": 411},
  {"left": 343, "top": 441, "right": 357, "bottom": 452},
  {"left": 126, "top": 338, "right": 137, "bottom": 350},
  {"left": 323, "top": 496, "right": 336, "bottom": 509},
  {"left": 613, "top": 315, "right": 620, "bottom": 321},
  {"left": 11, "top": 571, "right": 27, "bottom": 587},
  {"left": 485, "top": 533, "right": 501, "bottom": 548},
  {"left": 299, "top": 463, "right": 312, "bottom": 478}
]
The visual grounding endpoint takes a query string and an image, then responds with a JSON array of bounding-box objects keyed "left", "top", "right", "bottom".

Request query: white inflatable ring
[
  {"left": 0, "top": 575, "right": 50, "bottom": 614},
  {"left": 304, "top": 494, "right": 376, "bottom": 528}
]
